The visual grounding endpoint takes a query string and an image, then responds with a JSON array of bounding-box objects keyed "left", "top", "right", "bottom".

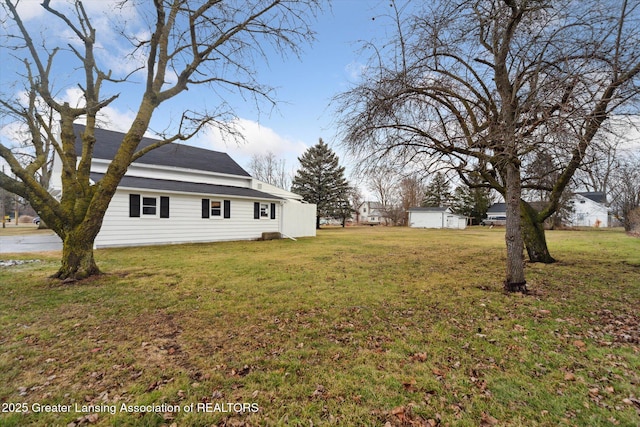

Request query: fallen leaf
[
  {"left": 564, "top": 372, "right": 576, "bottom": 381},
  {"left": 480, "top": 412, "right": 499, "bottom": 426},
  {"left": 573, "top": 340, "right": 587, "bottom": 351},
  {"left": 310, "top": 384, "right": 326, "bottom": 399},
  {"left": 403, "top": 378, "right": 418, "bottom": 392},
  {"left": 391, "top": 406, "right": 405, "bottom": 422},
  {"left": 411, "top": 352, "right": 428, "bottom": 362}
]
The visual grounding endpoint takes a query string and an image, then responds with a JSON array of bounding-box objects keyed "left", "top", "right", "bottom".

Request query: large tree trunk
[
  {"left": 504, "top": 162, "right": 527, "bottom": 293},
  {"left": 53, "top": 228, "right": 100, "bottom": 280},
  {"left": 521, "top": 201, "right": 556, "bottom": 264}
]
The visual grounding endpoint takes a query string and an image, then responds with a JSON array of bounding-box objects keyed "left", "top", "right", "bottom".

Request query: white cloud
[
  {"left": 199, "top": 118, "right": 309, "bottom": 167},
  {"left": 60, "top": 87, "right": 136, "bottom": 132},
  {"left": 345, "top": 61, "right": 367, "bottom": 81}
]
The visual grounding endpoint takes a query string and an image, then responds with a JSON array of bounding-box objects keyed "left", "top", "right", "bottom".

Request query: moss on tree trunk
[
  {"left": 521, "top": 202, "right": 556, "bottom": 264},
  {"left": 53, "top": 229, "right": 101, "bottom": 281}
]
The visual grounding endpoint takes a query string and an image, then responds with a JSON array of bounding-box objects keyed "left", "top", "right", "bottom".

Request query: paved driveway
[{"left": 0, "top": 232, "right": 62, "bottom": 253}]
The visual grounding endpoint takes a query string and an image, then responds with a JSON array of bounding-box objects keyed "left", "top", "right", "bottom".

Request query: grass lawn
[
  {"left": 0, "top": 226, "right": 638, "bottom": 426},
  {"left": 0, "top": 224, "right": 44, "bottom": 236}
]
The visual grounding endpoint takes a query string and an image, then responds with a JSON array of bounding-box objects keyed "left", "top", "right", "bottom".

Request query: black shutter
[
  {"left": 270, "top": 203, "right": 276, "bottom": 219},
  {"left": 202, "top": 199, "right": 210, "bottom": 218},
  {"left": 254, "top": 202, "right": 260, "bottom": 219},
  {"left": 129, "top": 194, "right": 140, "bottom": 217},
  {"left": 224, "top": 200, "right": 231, "bottom": 218},
  {"left": 160, "top": 197, "right": 170, "bottom": 218}
]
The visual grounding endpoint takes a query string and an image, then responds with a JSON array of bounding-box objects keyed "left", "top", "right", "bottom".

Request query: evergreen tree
[
  {"left": 422, "top": 173, "right": 452, "bottom": 207},
  {"left": 451, "top": 185, "right": 492, "bottom": 225},
  {"left": 291, "top": 139, "right": 351, "bottom": 229}
]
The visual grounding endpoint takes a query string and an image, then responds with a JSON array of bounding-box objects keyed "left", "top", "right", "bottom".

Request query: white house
[
  {"left": 407, "top": 207, "right": 467, "bottom": 229},
  {"left": 567, "top": 192, "right": 609, "bottom": 227},
  {"left": 50, "top": 125, "right": 316, "bottom": 248},
  {"left": 486, "top": 192, "right": 609, "bottom": 228},
  {"left": 356, "top": 201, "right": 387, "bottom": 225}
]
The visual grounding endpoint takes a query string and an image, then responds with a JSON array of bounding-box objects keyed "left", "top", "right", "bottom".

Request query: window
[
  {"left": 202, "top": 199, "right": 231, "bottom": 219},
  {"left": 142, "top": 197, "right": 157, "bottom": 215},
  {"left": 254, "top": 202, "right": 276, "bottom": 219},
  {"left": 129, "top": 194, "right": 169, "bottom": 218},
  {"left": 260, "top": 203, "right": 269, "bottom": 218},
  {"left": 211, "top": 201, "right": 222, "bottom": 217}
]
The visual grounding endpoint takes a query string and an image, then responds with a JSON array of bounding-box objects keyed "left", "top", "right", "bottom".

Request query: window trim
[
  {"left": 142, "top": 196, "right": 158, "bottom": 217},
  {"left": 254, "top": 201, "right": 276, "bottom": 220},
  {"left": 202, "top": 198, "right": 231, "bottom": 219},
  {"left": 130, "top": 194, "right": 169, "bottom": 219}
]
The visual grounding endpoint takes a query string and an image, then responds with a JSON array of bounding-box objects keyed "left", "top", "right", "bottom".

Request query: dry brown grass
[{"left": 1, "top": 226, "right": 638, "bottom": 426}]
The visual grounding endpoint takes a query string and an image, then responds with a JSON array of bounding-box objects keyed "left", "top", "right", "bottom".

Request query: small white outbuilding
[{"left": 408, "top": 207, "right": 467, "bottom": 230}]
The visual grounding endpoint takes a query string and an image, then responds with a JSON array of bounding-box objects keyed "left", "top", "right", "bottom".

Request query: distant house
[
  {"left": 486, "top": 203, "right": 507, "bottom": 219},
  {"left": 486, "top": 192, "right": 609, "bottom": 228},
  {"left": 407, "top": 207, "right": 467, "bottom": 229},
  {"left": 50, "top": 125, "right": 316, "bottom": 248},
  {"left": 567, "top": 192, "right": 609, "bottom": 227},
  {"left": 357, "top": 201, "right": 387, "bottom": 225}
]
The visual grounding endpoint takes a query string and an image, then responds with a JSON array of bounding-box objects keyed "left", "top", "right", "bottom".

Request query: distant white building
[
  {"left": 485, "top": 191, "right": 610, "bottom": 228},
  {"left": 567, "top": 192, "right": 609, "bottom": 227},
  {"left": 407, "top": 207, "right": 467, "bottom": 229},
  {"left": 356, "top": 201, "right": 387, "bottom": 225}
]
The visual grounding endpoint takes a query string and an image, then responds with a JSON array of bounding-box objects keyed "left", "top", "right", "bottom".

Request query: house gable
[{"left": 568, "top": 193, "right": 609, "bottom": 227}]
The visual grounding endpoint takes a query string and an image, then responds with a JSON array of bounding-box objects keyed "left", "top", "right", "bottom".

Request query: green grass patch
[{"left": 1, "top": 227, "right": 638, "bottom": 426}]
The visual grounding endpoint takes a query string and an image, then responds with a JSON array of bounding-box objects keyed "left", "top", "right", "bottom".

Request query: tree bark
[
  {"left": 53, "top": 228, "right": 100, "bottom": 280},
  {"left": 504, "top": 162, "right": 527, "bottom": 292},
  {"left": 521, "top": 201, "right": 556, "bottom": 264}
]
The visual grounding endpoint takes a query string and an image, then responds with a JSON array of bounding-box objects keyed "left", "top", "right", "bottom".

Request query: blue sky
[
  {"left": 202, "top": 0, "right": 395, "bottom": 172},
  {"left": 0, "top": 0, "right": 403, "bottom": 184}
]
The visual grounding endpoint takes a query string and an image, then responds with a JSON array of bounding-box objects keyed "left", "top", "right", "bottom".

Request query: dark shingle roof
[
  {"left": 577, "top": 192, "right": 607, "bottom": 204},
  {"left": 90, "top": 173, "right": 281, "bottom": 200},
  {"left": 74, "top": 124, "right": 251, "bottom": 177},
  {"left": 487, "top": 203, "right": 506, "bottom": 213},
  {"left": 408, "top": 207, "right": 449, "bottom": 212}
]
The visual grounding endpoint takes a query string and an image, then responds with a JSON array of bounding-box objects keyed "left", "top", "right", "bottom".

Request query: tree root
[{"left": 504, "top": 281, "right": 528, "bottom": 293}]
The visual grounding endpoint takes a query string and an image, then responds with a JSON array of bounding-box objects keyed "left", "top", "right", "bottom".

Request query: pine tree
[
  {"left": 451, "top": 185, "right": 492, "bottom": 224},
  {"left": 291, "top": 139, "right": 351, "bottom": 229},
  {"left": 422, "top": 173, "right": 452, "bottom": 207}
]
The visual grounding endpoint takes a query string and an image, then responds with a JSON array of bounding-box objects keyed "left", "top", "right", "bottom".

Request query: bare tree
[
  {"left": 337, "top": 0, "right": 640, "bottom": 291},
  {"left": 247, "top": 151, "right": 291, "bottom": 190},
  {"left": 367, "top": 166, "right": 402, "bottom": 225},
  {"left": 609, "top": 154, "right": 640, "bottom": 231},
  {"left": 0, "top": 0, "right": 320, "bottom": 280},
  {"left": 349, "top": 186, "right": 365, "bottom": 224}
]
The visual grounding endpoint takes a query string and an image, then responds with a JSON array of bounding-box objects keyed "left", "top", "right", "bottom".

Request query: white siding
[
  {"left": 409, "top": 211, "right": 444, "bottom": 228},
  {"left": 95, "top": 161, "right": 252, "bottom": 188},
  {"left": 568, "top": 196, "right": 609, "bottom": 227},
  {"left": 409, "top": 211, "right": 467, "bottom": 229},
  {"left": 281, "top": 202, "right": 317, "bottom": 238},
  {"left": 94, "top": 190, "right": 280, "bottom": 248}
]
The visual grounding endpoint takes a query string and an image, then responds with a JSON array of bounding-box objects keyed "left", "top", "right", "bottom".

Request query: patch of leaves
[
  {"left": 374, "top": 404, "right": 434, "bottom": 427},
  {"left": 585, "top": 309, "right": 640, "bottom": 345}
]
